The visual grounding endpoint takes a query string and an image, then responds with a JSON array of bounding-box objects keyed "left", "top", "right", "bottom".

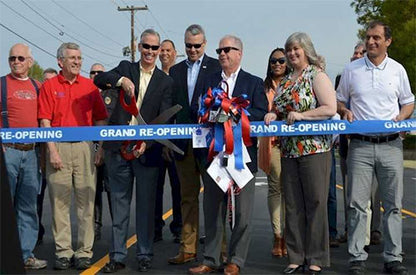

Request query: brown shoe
[
  {"left": 281, "top": 237, "right": 287, "bottom": 256},
  {"left": 189, "top": 264, "right": 215, "bottom": 274},
  {"left": 271, "top": 234, "right": 283, "bottom": 257},
  {"left": 168, "top": 252, "right": 197, "bottom": 265},
  {"left": 224, "top": 263, "right": 239, "bottom": 275}
]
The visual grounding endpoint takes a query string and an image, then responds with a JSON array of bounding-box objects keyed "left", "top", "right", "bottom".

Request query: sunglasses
[
  {"left": 90, "top": 70, "right": 103, "bottom": 75},
  {"left": 185, "top": 43, "right": 203, "bottom": 49},
  {"left": 270, "top": 57, "right": 286, "bottom": 65},
  {"left": 8, "top": 56, "right": 27, "bottom": 62},
  {"left": 141, "top": 43, "right": 160, "bottom": 51},
  {"left": 215, "top": 47, "right": 239, "bottom": 54}
]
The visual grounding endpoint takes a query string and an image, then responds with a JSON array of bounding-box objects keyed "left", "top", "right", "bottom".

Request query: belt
[
  {"left": 350, "top": 133, "right": 399, "bottom": 144},
  {"left": 3, "top": 143, "right": 36, "bottom": 151}
]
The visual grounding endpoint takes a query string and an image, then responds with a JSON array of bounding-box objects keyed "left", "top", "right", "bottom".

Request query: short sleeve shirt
[{"left": 38, "top": 72, "right": 107, "bottom": 127}]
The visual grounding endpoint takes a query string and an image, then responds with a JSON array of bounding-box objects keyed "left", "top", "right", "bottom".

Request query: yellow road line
[
  {"left": 335, "top": 184, "right": 416, "bottom": 218},
  {"left": 81, "top": 187, "right": 204, "bottom": 275}
]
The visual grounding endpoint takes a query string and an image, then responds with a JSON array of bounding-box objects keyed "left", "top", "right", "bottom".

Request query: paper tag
[{"left": 192, "top": 127, "right": 210, "bottom": 148}]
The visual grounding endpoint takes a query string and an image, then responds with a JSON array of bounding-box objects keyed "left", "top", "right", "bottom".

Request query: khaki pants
[
  {"left": 47, "top": 142, "right": 96, "bottom": 259},
  {"left": 175, "top": 145, "right": 203, "bottom": 254},
  {"left": 267, "top": 146, "right": 284, "bottom": 237}
]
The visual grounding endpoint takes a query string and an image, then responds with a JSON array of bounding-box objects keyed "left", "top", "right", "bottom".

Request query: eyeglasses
[
  {"left": 185, "top": 43, "right": 203, "bottom": 49},
  {"left": 8, "top": 56, "right": 27, "bottom": 62},
  {"left": 270, "top": 57, "right": 286, "bottom": 65},
  {"left": 215, "top": 47, "right": 240, "bottom": 54},
  {"left": 141, "top": 43, "right": 160, "bottom": 51},
  {"left": 90, "top": 70, "right": 103, "bottom": 75}
]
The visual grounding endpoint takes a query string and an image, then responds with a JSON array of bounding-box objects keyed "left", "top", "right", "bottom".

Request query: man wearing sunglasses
[
  {"left": 189, "top": 35, "right": 267, "bottom": 275},
  {"left": 167, "top": 24, "right": 221, "bottom": 265},
  {"left": 94, "top": 29, "right": 173, "bottom": 273},
  {"left": 1, "top": 43, "right": 47, "bottom": 270}
]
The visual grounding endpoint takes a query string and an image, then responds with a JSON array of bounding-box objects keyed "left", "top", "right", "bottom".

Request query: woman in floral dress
[{"left": 264, "top": 32, "right": 336, "bottom": 274}]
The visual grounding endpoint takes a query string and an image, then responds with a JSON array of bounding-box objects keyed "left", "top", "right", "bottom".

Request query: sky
[{"left": 0, "top": 0, "right": 361, "bottom": 83}]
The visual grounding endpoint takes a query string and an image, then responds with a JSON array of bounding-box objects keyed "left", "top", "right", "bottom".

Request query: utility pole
[{"left": 118, "top": 5, "right": 148, "bottom": 62}]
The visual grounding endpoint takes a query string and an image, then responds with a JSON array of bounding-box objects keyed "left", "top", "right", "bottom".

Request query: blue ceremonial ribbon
[
  {"left": 214, "top": 123, "right": 224, "bottom": 152},
  {"left": 0, "top": 119, "right": 415, "bottom": 143},
  {"left": 233, "top": 121, "right": 244, "bottom": 170}
]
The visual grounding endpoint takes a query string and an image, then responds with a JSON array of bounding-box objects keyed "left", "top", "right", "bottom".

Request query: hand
[
  {"left": 121, "top": 77, "right": 135, "bottom": 97},
  {"left": 286, "top": 111, "right": 304, "bottom": 125},
  {"left": 264, "top": 112, "right": 277, "bottom": 125},
  {"left": 49, "top": 150, "right": 63, "bottom": 170},
  {"left": 162, "top": 147, "right": 174, "bottom": 162},
  {"left": 94, "top": 146, "right": 104, "bottom": 166},
  {"left": 133, "top": 142, "right": 146, "bottom": 158},
  {"left": 341, "top": 108, "right": 354, "bottom": 122}
]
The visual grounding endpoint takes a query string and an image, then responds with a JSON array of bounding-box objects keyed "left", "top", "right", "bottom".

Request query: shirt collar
[
  {"left": 364, "top": 53, "right": 388, "bottom": 71},
  {"left": 139, "top": 63, "right": 155, "bottom": 75},
  {"left": 221, "top": 66, "right": 241, "bottom": 81},
  {"left": 57, "top": 71, "right": 80, "bottom": 84},
  {"left": 186, "top": 54, "right": 204, "bottom": 68}
]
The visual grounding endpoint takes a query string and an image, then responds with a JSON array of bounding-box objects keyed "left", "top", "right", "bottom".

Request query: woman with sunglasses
[
  {"left": 259, "top": 48, "right": 288, "bottom": 258},
  {"left": 265, "top": 33, "right": 336, "bottom": 274}
]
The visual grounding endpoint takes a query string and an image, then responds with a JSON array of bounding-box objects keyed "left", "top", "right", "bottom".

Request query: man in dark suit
[
  {"left": 94, "top": 29, "right": 173, "bottom": 273},
  {"left": 167, "top": 24, "right": 221, "bottom": 265},
  {"left": 189, "top": 35, "right": 268, "bottom": 275}
]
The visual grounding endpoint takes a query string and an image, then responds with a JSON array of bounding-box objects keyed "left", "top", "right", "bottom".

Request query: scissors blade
[
  {"left": 150, "top": 104, "right": 182, "bottom": 124},
  {"left": 155, "top": 139, "right": 184, "bottom": 155}
]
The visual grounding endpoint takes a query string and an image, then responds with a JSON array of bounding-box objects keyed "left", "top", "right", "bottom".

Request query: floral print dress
[{"left": 274, "top": 64, "right": 331, "bottom": 158}]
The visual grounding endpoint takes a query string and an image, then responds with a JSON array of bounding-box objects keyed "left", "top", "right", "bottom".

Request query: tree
[
  {"left": 351, "top": 0, "right": 416, "bottom": 94},
  {"left": 28, "top": 61, "right": 44, "bottom": 81}
]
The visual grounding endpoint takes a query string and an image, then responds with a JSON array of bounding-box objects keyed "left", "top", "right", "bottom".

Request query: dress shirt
[
  {"left": 130, "top": 63, "right": 155, "bottom": 125},
  {"left": 186, "top": 55, "right": 203, "bottom": 105},
  {"left": 221, "top": 66, "right": 241, "bottom": 98}
]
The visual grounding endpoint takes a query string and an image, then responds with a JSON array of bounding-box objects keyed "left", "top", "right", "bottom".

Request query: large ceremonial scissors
[{"left": 119, "top": 89, "right": 184, "bottom": 160}]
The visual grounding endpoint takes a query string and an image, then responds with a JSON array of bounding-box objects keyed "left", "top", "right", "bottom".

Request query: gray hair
[
  {"left": 43, "top": 67, "right": 58, "bottom": 74},
  {"left": 9, "top": 43, "right": 33, "bottom": 59},
  {"left": 354, "top": 41, "right": 366, "bottom": 50},
  {"left": 140, "top": 29, "right": 160, "bottom": 44},
  {"left": 285, "top": 32, "right": 325, "bottom": 70},
  {"left": 90, "top": 63, "right": 105, "bottom": 70},
  {"left": 220, "top": 35, "right": 243, "bottom": 51},
  {"left": 185, "top": 24, "right": 206, "bottom": 41},
  {"left": 57, "top": 42, "right": 80, "bottom": 59}
]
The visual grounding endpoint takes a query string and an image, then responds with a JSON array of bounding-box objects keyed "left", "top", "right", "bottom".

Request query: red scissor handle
[{"left": 119, "top": 89, "right": 138, "bottom": 117}]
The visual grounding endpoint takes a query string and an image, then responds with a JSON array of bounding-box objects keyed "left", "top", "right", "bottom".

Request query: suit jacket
[
  {"left": 94, "top": 60, "right": 173, "bottom": 166},
  {"left": 193, "top": 69, "right": 268, "bottom": 173},
  {"left": 169, "top": 54, "right": 221, "bottom": 157}
]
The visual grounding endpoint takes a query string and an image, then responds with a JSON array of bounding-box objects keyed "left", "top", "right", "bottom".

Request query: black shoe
[
  {"left": 54, "top": 257, "right": 72, "bottom": 270},
  {"left": 103, "top": 261, "right": 126, "bottom": 273},
  {"left": 383, "top": 261, "right": 408, "bottom": 274},
  {"left": 138, "top": 258, "right": 151, "bottom": 272},
  {"left": 75, "top": 257, "right": 91, "bottom": 270},
  {"left": 349, "top": 260, "right": 366, "bottom": 275},
  {"left": 283, "top": 265, "right": 304, "bottom": 274},
  {"left": 173, "top": 232, "right": 181, "bottom": 243},
  {"left": 330, "top": 236, "right": 340, "bottom": 248},
  {"left": 154, "top": 231, "right": 163, "bottom": 242}
]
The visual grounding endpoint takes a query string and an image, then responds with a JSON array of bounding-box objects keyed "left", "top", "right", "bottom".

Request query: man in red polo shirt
[{"left": 38, "top": 42, "right": 107, "bottom": 270}]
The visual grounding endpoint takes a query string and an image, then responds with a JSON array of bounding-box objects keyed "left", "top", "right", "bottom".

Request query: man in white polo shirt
[{"left": 337, "top": 21, "right": 414, "bottom": 275}]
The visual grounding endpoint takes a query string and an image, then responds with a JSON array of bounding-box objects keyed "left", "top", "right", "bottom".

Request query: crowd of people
[{"left": 0, "top": 20, "right": 414, "bottom": 275}]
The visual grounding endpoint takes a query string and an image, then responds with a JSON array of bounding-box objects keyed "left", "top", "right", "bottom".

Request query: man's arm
[
  {"left": 394, "top": 103, "right": 415, "bottom": 121},
  {"left": 40, "top": 119, "right": 63, "bottom": 170},
  {"left": 247, "top": 76, "right": 268, "bottom": 122},
  {"left": 94, "top": 61, "right": 135, "bottom": 97}
]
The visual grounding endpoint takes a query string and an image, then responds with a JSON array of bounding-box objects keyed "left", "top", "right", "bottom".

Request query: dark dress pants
[{"left": 105, "top": 150, "right": 159, "bottom": 263}]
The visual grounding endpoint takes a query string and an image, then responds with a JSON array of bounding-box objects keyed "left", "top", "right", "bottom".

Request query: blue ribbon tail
[
  {"left": 214, "top": 124, "right": 224, "bottom": 152},
  {"left": 234, "top": 122, "right": 244, "bottom": 170}
]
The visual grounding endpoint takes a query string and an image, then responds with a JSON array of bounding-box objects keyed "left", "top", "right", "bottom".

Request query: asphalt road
[{"left": 28, "top": 160, "right": 416, "bottom": 274}]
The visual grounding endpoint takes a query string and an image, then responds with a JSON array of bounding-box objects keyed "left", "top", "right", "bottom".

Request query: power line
[
  {"left": 26, "top": 0, "right": 119, "bottom": 54},
  {"left": 52, "top": 0, "right": 125, "bottom": 47},
  {"left": 0, "top": 22, "right": 56, "bottom": 58},
  {"left": 0, "top": 1, "right": 116, "bottom": 66},
  {"left": 141, "top": 0, "right": 169, "bottom": 40}
]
